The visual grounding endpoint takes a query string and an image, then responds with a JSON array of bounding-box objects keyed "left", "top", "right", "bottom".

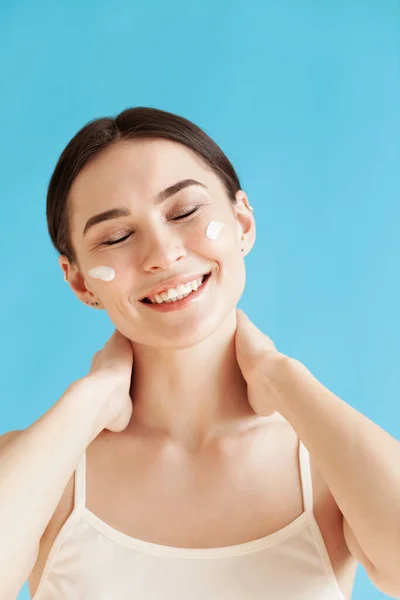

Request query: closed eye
[
  {"left": 102, "top": 232, "right": 133, "bottom": 246},
  {"left": 169, "top": 206, "right": 200, "bottom": 220},
  {"left": 101, "top": 207, "right": 201, "bottom": 246}
]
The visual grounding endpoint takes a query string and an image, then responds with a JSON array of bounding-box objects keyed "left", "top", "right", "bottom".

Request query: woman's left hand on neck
[{"left": 234, "top": 309, "right": 301, "bottom": 417}]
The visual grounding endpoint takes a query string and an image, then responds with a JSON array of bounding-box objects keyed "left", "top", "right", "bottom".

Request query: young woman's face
[{"left": 65, "top": 139, "right": 255, "bottom": 348}]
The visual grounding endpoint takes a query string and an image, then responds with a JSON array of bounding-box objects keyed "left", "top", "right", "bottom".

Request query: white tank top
[{"left": 32, "top": 429, "right": 347, "bottom": 600}]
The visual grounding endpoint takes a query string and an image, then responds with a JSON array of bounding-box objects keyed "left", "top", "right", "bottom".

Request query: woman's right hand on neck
[{"left": 86, "top": 329, "right": 134, "bottom": 434}]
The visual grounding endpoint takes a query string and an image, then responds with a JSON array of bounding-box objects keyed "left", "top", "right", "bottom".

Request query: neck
[{"left": 128, "top": 310, "right": 256, "bottom": 450}]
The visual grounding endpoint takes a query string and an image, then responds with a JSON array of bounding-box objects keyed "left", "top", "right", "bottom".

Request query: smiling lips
[
  {"left": 140, "top": 272, "right": 210, "bottom": 303},
  {"left": 144, "top": 275, "right": 206, "bottom": 304},
  {"left": 141, "top": 273, "right": 211, "bottom": 311}
]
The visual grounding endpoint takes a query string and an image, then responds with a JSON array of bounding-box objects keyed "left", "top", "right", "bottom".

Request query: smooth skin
[{"left": 0, "top": 139, "right": 359, "bottom": 600}]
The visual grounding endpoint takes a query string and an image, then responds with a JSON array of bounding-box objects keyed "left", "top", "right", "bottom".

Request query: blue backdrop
[{"left": 0, "top": 1, "right": 398, "bottom": 598}]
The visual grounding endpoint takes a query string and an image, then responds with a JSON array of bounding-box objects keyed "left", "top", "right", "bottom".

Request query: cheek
[
  {"left": 205, "top": 220, "right": 224, "bottom": 240},
  {"left": 85, "top": 258, "right": 131, "bottom": 304},
  {"left": 189, "top": 219, "right": 241, "bottom": 256},
  {"left": 202, "top": 219, "right": 245, "bottom": 292},
  {"left": 88, "top": 266, "right": 116, "bottom": 281}
]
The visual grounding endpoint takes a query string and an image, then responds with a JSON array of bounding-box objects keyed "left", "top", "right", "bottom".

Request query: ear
[
  {"left": 58, "top": 255, "right": 103, "bottom": 309},
  {"left": 233, "top": 190, "right": 256, "bottom": 256}
]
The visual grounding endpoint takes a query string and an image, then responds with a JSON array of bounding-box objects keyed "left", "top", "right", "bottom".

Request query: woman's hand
[
  {"left": 87, "top": 329, "right": 134, "bottom": 433},
  {"left": 234, "top": 309, "right": 292, "bottom": 416}
]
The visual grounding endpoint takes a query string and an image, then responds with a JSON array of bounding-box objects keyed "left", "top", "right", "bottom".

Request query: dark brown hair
[{"left": 46, "top": 106, "right": 242, "bottom": 265}]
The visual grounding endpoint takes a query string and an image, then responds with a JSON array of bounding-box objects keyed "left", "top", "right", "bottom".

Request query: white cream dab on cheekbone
[
  {"left": 88, "top": 266, "right": 116, "bottom": 282},
  {"left": 206, "top": 221, "right": 225, "bottom": 240}
]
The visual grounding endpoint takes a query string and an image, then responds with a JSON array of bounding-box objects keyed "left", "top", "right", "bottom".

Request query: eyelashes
[
  {"left": 101, "top": 206, "right": 201, "bottom": 247},
  {"left": 169, "top": 206, "right": 200, "bottom": 221},
  {"left": 102, "top": 230, "right": 134, "bottom": 246}
]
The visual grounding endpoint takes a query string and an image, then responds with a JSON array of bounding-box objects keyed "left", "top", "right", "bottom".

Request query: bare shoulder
[
  {"left": 28, "top": 469, "right": 75, "bottom": 597},
  {"left": 28, "top": 433, "right": 106, "bottom": 598},
  {"left": 28, "top": 443, "right": 84, "bottom": 598},
  {"left": 274, "top": 418, "right": 357, "bottom": 597}
]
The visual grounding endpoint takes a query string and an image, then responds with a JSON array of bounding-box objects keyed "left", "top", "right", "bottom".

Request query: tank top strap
[
  {"left": 298, "top": 440, "right": 314, "bottom": 515},
  {"left": 74, "top": 449, "right": 87, "bottom": 509}
]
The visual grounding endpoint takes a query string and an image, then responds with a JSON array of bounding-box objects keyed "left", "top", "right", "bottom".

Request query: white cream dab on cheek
[
  {"left": 206, "top": 221, "right": 225, "bottom": 240},
  {"left": 88, "top": 266, "right": 116, "bottom": 282}
]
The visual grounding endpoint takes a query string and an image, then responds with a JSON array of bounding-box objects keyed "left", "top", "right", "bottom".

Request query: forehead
[{"left": 69, "top": 138, "right": 215, "bottom": 219}]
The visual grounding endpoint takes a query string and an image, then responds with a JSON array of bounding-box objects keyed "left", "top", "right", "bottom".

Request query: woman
[{"left": 1, "top": 107, "right": 398, "bottom": 600}]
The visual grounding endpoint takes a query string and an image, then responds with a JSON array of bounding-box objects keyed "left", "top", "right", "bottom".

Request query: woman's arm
[
  {"left": 0, "top": 377, "right": 108, "bottom": 600},
  {"left": 275, "top": 359, "right": 400, "bottom": 597},
  {"left": 0, "top": 329, "right": 133, "bottom": 599}
]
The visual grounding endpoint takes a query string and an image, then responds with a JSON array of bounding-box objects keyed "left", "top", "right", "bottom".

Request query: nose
[{"left": 141, "top": 227, "right": 187, "bottom": 272}]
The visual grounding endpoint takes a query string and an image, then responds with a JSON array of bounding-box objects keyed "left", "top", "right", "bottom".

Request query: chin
[
  {"left": 145, "top": 300, "right": 240, "bottom": 351},
  {"left": 120, "top": 272, "right": 245, "bottom": 349}
]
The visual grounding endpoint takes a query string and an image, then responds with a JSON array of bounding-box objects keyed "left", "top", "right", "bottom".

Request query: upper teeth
[{"left": 149, "top": 277, "right": 204, "bottom": 304}]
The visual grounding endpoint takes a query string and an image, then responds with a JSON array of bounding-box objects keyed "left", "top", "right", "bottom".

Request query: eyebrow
[{"left": 82, "top": 178, "right": 208, "bottom": 237}]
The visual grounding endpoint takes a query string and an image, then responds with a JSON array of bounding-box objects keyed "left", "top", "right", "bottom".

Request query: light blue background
[{"left": 0, "top": 1, "right": 398, "bottom": 598}]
